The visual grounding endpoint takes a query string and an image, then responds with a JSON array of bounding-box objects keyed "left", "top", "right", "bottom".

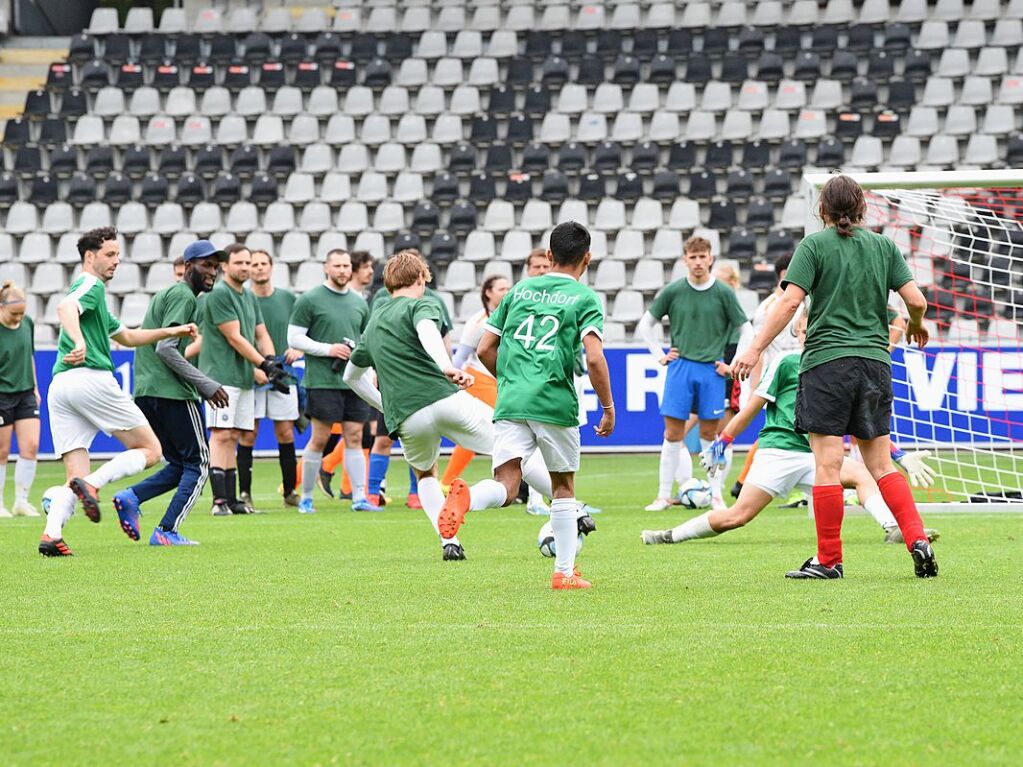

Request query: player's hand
[
  {"left": 254, "top": 369, "right": 268, "bottom": 385},
  {"left": 63, "top": 342, "right": 86, "bottom": 366},
  {"left": 208, "top": 387, "right": 230, "bottom": 409},
  {"left": 731, "top": 348, "right": 760, "bottom": 381},
  {"left": 699, "top": 434, "right": 733, "bottom": 476},
  {"left": 659, "top": 347, "right": 679, "bottom": 366},
  {"left": 170, "top": 323, "right": 199, "bottom": 339},
  {"left": 328, "top": 343, "right": 352, "bottom": 360},
  {"left": 594, "top": 407, "right": 615, "bottom": 437},
  {"left": 896, "top": 450, "right": 936, "bottom": 488},
  {"left": 284, "top": 348, "right": 302, "bottom": 365},
  {"left": 906, "top": 320, "right": 929, "bottom": 349},
  {"left": 444, "top": 367, "right": 474, "bottom": 389},
  {"left": 714, "top": 360, "right": 732, "bottom": 378}
]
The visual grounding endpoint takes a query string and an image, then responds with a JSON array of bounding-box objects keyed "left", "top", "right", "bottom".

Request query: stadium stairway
[{"left": 0, "top": 37, "right": 67, "bottom": 122}]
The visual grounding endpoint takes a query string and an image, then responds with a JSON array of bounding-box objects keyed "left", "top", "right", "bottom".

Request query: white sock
[
  {"left": 44, "top": 486, "right": 76, "bottom": 539},
  {"left": 418, "top": 476, "right": 459, "bottom": 545},
  {"left": 670, "top": 511, "right": 719, "bottom": 542},
  {"left": 550, "top": 498, "right": 579, "bottom": 576},
  {"left": 469, "top": 478, "right": 509, "bottom": 510},
  {"left": 863, "top": 492, "right": 898, "bottom": 530},
  {"left": 0, "top": 461, "right": 6, "bottom": 506},
  {"left": 528, "top": 486, "right": 545, "bottom": 506},
  {"left": 522, "top": 451, "right": 553, "bottom": 497},
  {"left": 301, "top": 450, "right": 320, "bottom": 499},
  {"left": 674, "top": 446, "right": 693, "bottom": 487},
  {"left": 83, "top": 449, "right": 147, "bottom": 489},
  {"left": 344, "top": 448, "right": 367, "bottom": 502},
  {"left": 658, "top": 439, "right": 682, "bottom": 498},
  {"left": 14, "top": 457, "right": 36, "bottom": 502}
]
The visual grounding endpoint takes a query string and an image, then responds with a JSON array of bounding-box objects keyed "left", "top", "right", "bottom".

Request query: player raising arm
[{"left": 732, "top": 174, "right": 936, "bottom": 579}]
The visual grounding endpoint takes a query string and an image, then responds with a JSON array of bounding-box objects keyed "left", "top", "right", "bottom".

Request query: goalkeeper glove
[
  {"left": 259, "top": 356, "right": 290, "bottom": 394},
  {"left": 893, "top": 449, "right": 936, "bottom": 488},
  {"left": 699, "top": 433, "right": 733, "bottom": 477}
]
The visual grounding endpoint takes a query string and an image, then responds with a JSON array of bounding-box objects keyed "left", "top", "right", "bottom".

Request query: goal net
[{"left": 803, "top": 170, "right": 1023, "bottom": 513}]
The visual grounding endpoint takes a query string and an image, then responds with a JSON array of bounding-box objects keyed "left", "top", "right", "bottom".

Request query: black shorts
[
  {"left": 795, "top": 357, "right": 892, "bottom": 440},
  {"left": 305, "top": 388, "right": 370, "bottom": 425},
  {"left": 0, "top": 389, "right": 39, "bottom": 426},
  {"left": 360, "top": 408, "right": 386, "bottom": 449}
]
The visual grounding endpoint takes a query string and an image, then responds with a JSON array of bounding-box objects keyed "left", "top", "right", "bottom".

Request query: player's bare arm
[
  {"left": 477, "top": 329, "right": 499, "bottom": 378},
  {"left": 897, "top": 281, "right": 929, "bottom": 349},
  {"left": 732, "top": 284, "right": 806, "bottom": 380},
  {"left": 583, "top": 333, "right": 614, "bottom": 437},
  {"left": 112, "top": 322, "right": 198, "bottom": 348}
]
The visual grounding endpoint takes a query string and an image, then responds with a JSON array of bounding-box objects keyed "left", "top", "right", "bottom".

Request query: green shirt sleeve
[
  {"left": 887, "top": 240, "right": 914, "bottom": 291},
  {"left": 350, "top": 342, "right": 371, "bottom": 368},
  {"left": 648, "top": 283, "right": 675, "bottom": 319},
  {"left": 755, "top": 353, "right": 787, "bottom": 402},
  {"left": 782, "top": 238, "right": 817, "bottom": 294},
  {"left": 412, "top": 299, "right": 444, "bottom": 329},
  {"left": 207, "top": 287, "right": 237, "bottom": 328},
  {"left": 485, "top": 293, "right": 509, "bottom": 335},
  {"left": 289, "top": 294, "right": 313, "bottom": 328},
  {"left": 579, "top": 292, "right": 604, "bottom": 339},
  {"left": 76, "top": 279, "right": 103, "bottom": 313},
  {"left": 162, "top": 289, "right": 195, "bottom": 327},
  {"left": 253, "top": 295, "right": 264, "bottom": 328},
  {"left": 106, "top": 305, "right": 123, "bottom": 336}
]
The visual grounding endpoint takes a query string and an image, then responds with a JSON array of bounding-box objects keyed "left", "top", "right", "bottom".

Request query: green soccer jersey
[
  {"left": 198, "top": 279, "right": 263, "bottom": 390},
  {"left": 255, "top": 287, "right": 297, "bottom": 383},
  {"left": 53, "top": 273, "right": 123, "bottom": 376},
  {"left": 371, "top": 286, "right": 453, "bottom": 336},
  {"left": 289, "top": 284, "right": 369, "bottom": 390},
  {"left": 485, "top": 273, "right": 604, "bottom": 428},
  {"left": 753, "top": 351, "right": 810, "bottom": 453},
  {"left": 783, "top": 227, "right": 914, "bottom": 374},
  {"left": 350, "top": 296, "right": 458, "bottom": 434},
  {"left": 0, "top": 315, "right": 34, "bottom": 393},
  {"left": 648, "top": 278, "right": 749, "bottom": 363},
  {"left": 134, "top": 281, "right": 199, "bottom": 401}
]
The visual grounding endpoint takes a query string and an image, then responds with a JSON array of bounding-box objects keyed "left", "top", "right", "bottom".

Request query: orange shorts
[{"left": 466, "top": 368, "right": 497, "bottom": 408}]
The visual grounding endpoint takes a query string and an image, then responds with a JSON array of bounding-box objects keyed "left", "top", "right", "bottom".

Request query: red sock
[
  {"left": 877, "top": 472, "right": 926, "bottom": 551},
  {"left": 812, "top": 485, "right": 845, "bottom": 568}
]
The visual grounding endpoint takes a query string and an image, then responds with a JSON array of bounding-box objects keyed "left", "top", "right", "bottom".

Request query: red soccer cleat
[
  {"left": 551, "top": 570, "right": 592, "bottom": 590},
  {"left": 437, "top": 479, "right": 470, "bottom": 539},
  {"left": 69, "top": 478, "right": 101, "bottom": 523},
  {"left": 406, "top": 493, "right": 423, "bottom": 510}
]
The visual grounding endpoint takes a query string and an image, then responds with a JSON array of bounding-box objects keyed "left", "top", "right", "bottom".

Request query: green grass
[{"left": 2, "top": 455, "right": 1021, "bottom": 766}]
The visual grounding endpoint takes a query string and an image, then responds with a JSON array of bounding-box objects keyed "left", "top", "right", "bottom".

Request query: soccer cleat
[
  {"left": 406, "top": 493, "right": 423, "bottom": 510},
  {"left": 442, "top": 543, "right": 466, "bottom": 561},
  {"left": 438, "top": 478, "right": 470, "bottom": 539},
  {"left": 298, "top": 497, "right": 316, "bottom": 514},
  {"left": 112, "top": 489, "right": 142, "bottom": 541},
  {"left": 339, "top": 490, "right": 353, "bottom": 501},
  {"left": 577, "top": 514, "right": 596, "bottom": 536},
  {"left": 69, "top": 478, "right": 101, "bottom": 523},
  {"left": 730, "top": 480, "right": 743, "bottom": 499},
  {"left": 149, "top": 527, "right": 199, "bottom": 546},
  {"left": 351, "top": 497, "right": 383, "bottom": 512},
  {"left": 366, "top": 493, "right": 385, "bottom": 508},
  {"left": 579, "top": 502, "right": 602, "bottom": 515},
  {"left": 786, "top": 558, "right": 844, "bottom": 579},
  {"left": 211, "top": 501, "right": 232, "bottom": 516},
  {"left": 0, "top": 505, "right": 11, "bottom": 518},
  {"left": 551, "top": 570, "right": 592, "bottom": 589},
  {"left": 779, "top": 491, "right": 808, "bottom": 509},
  {"left": 526, "top": 501, "right": 550, "bottom": 516},
  {"left": 644, "top": 498, "right": 672, "bottom": 511},
  {"left": 641, "top": 529, "right": 675, "bottom": 545},
  {"left": 228, "top": 499, "right": 256, "bottom": 514},
  {"left": 911, "top": 540, "right": 939, "bottom": 578},
  {"left": 39, "top": 535, "right": 73, "bottom": 557},
  {"left": 883, "top": 526, "right": 940, "bottom": 545},
  {"left": 316, "top": 469, "right": 335, "bottom": 498},
  {"left": 283, "top": 491, "right": 301, "bottom": 508},
  {"left": 12, "top": 499, "right": 39, "bottom": 517}
]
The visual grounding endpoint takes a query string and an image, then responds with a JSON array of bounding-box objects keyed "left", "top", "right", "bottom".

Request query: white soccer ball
[
  {"left": 41, "top": 486, "right": 64, "bottom": 516},
  {"left": 537, "top": 521, "right": 585, "bottom": 558},
  {"left": 678, "top": 478, "right": 713, "bottom": 509}
]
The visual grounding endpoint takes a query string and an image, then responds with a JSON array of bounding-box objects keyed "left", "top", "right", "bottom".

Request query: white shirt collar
[
  {"left": 323, "top": 282, "right": 350, "bottom": 294},
  {"left": 687, "top": 275, "right": 716, "bottom": 292},
  {"left": 546, "top": 272, "right": 578, "bottom": 282}
]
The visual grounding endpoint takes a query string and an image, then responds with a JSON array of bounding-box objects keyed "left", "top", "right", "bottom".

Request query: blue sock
[
  {"left": 368, "top": 453, "right": 389, "bottom": 496},
  {"left": 408, "top": 466, "right": 419, "bottom": 495}
]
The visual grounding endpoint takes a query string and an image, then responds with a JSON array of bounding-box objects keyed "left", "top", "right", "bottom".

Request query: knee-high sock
[
  {"left": 408, "top": 466, "right": 419, "bottom": 495},
  {"left": 278, "top": 442, "right": 297, "bottom": 496},
  {"left": 43, "top": 485, "right": 76, "bottom": 539},
  {"left": 863, "top": 492, "right": 898, "bottom": 530},
  {"left": 14, "top": 457, "right": 36, "bottom": 502},
  {"left": 658, "top": 439, "right": 682, "bottom": 498},
  {"left": 670, "top": 511, "right": 719, "bottom": 542},
  {"left": 441, "top": 446, "right": 476, "bottom": 486},
  {"left": 522, "top": 451, "right": 553, "bottom": 498},
  {"left": 469, "top": 478, "right": 509, "bottom": 510},
  {"left": 417, "top": 476, "right": 459, "bottom": 545},
  {"left": 674, "top": 446, "right": 693, "bottom": 486},
  {"left": 322, "top": 439, "right": 345, "bottom": 474},
  {"left": 368, "top": 453, "right": 389, "bottom": 496},
  {"left": 550, "top": 498, "right": 579, "bottom": 576},
  {"left": 345, "top": 447, "right": 367, "bottom": 502},
  {"left": 737, "top": 441, "right": 758, "bottom": 484},
  {"left": 0, "top": 461, "right": 6, "bottom": 505},
  {"left": 236, "top": 444, "right": 253, "bottom": 495},
  {"left": 813, "top": 484, "right": 845, "bottom": 568},
  {"left": 83, "top": 449, "right": 147, "bottom": 489},
  {"left": 301, "top": 450, "right": 320, "bottom": 499},
  {"left": 225, "top": 468, "right": 238, "bottom": 503},
  {"left": 209, "top": 467, "right": 228, "bottom": 504},
  {"left": 877, "top": 472, "right": 927, "bottom": 550}
]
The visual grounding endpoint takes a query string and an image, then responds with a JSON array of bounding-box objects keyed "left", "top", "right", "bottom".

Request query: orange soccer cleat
[
  {"left": 551, "top": 570, "right": 592, "bottom": 590},
  {"left": 437, "top": 479, "right": 471, "bottom": 539},
  {"left": 69, "top": 478, "right": 101, "bottom": 523},
  {"left": 38, "top": 535, "right": 73, "bottom": 557}
]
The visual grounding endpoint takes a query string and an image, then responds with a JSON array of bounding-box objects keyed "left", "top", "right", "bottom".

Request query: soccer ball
[
  {"left": 41, "top": 486, "right": 64, "bottom": 516},
  {"left": 537, "top": 521, "right": 585, "bottom": 558},
  {"left": 678, "top": 479, "right": 713, "bottom": 509}
]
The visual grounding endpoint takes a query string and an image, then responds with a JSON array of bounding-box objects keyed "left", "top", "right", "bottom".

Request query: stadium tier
[{"left": 0, "top": 1, "right": 1022, "bottom": 347}]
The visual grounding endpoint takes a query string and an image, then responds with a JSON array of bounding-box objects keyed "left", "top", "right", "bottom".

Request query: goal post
[{"left": 801, "top": 170, "right": 1023, "bottom": 514}]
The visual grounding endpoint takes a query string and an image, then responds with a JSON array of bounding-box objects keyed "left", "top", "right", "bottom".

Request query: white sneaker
[
  {"left": 644, "top": 498, "right": 672, "bottom": 511},
  {"left": 12, "top": 499, "right": 39, "bottom": 517},
  {"left": 0, "top": 506, "right": 11, "bottom": 518},
  {"left": 525, "top": 502, "right": 550, "bottom": 516},
  {"left": 641, "top": 529, "right": 674, "bottom": 545}
]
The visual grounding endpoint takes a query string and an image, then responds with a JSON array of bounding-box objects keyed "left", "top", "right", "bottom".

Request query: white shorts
[
  {"left": 206, "top": 386, "right": 255, "bottom": 431},
  {"left": 47, "top": 367, "right": 149, "bottom": 455},
  {"left": 493, "top": 419, "right": 580, "bottom": 474},
  {"left": 253, "top": 385, "right": 299, "bottom": 421},
  {"left": 744, "top": 448, "right": 816, "bottom": 498},
  {"left": 397, "top": 390, "right": 495, "bottom": 471}
]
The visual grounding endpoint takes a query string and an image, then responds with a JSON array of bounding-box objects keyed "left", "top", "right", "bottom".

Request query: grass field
[{"left": 2, "top": 454, "right": 1021, "bottom": 766}]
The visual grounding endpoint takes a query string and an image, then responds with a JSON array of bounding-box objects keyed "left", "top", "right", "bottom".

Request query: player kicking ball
[
  {"left": 642, "top": 316, "right": 939, "bottom": 549},
  {"left": 438, "top": 222, "right": 615, "bottom": 589}
]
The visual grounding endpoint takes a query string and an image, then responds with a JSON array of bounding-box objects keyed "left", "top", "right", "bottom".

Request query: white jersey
[
  {"left": 753, "top": 292, "right": 802, "bottom": 378},
  {"left": 458, "top": 309, "right": 496, "bottom": 379}
]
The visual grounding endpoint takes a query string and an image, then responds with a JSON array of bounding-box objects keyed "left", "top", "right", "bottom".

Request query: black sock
[
  {"left": 225, "top": 468, "right": 238, "bottom": 502},
  {"left": 237, "top": 444, "right": 253, "bottom": 495},
  {"left": 210, "top": 467, "right": 227, "bottom": 504},
  {"left": 322, "top": 432, "right": 340, "bottom": 460},
  {"left": 278, "top": 442, "right": 297, "bottom": 496}
]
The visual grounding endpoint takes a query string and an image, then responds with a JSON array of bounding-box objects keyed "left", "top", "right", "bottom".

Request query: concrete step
[
  {"left": 2, "top": 36, "right": 69, "bottom": 49},
  {"left": 0, "top": 48, "right": 66, "bottom": 65}
]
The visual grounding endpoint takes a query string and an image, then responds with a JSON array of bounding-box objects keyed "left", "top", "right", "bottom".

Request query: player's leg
[
  {"left": 237, "top": 424, "right": 257, "bottom": 508},
  {"left": 441, "top": 445, "right": 476, "bottom": 488},
  {"left": 274, "top": 417, "right": 299, "bottom": 505},
  {"left": 150, "top": 400, "right": 208, "bottom": 545},
  {"left": 839, "top": 457, "right": 939, "bottom": 544},
  {"left": 649, "top": 360, "right": 694, "bottom": 510},
  {"left": 299, "top": 417, "right": 332, "bottom": 513},
  {"left": 694, "top": 361, "right": 729, "bottom": 508},
  {"left": 343, "top": 419, "right": 375, "bottom": 510},
  {"left": 534, "top": 425, "right": 589, "bottom": 589},
  {"left": 11, "top": 415, "right": 40, "bottom": 516},
  {"left": 0, "top": 423, "right": 11, "bottom": 516},
  {"left": 367, "top": 430, "right": 392, "bottom": 508}
]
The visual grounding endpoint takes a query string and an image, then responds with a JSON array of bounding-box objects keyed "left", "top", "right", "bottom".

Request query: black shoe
[
  {"left": 39, "top": 535, "right": 73, "bottom": 557},
  {"left": 317, "top": 469, "right": 335, "bottom": 499},
  {"left": 442, "top": 543, "right": 466, "bottom": 561},
  {"left": 910, "top": 540, "right": 939, "bottom": 578},
  {"left": 228, "top": 500, "right": 253, "bottom": 515},
  {"left": 786, "top": 558, "right": 844, "bottom": 579},
  {"left": 577, "top": 514, "right": 596, "bottom": 536},
  {"left": 339, "top": 490, "right": 353, "bottom": 501},
  {"left": 211, "top": 501, "right": 232, "bottom": 517},
  {"left": 730, "top": 480, "right": 743, "bottom": 499}
]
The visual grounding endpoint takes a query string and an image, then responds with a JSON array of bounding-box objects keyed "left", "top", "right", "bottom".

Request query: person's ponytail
[{"left": 819, "top": 175, "right": 865, "bottom": 238}]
